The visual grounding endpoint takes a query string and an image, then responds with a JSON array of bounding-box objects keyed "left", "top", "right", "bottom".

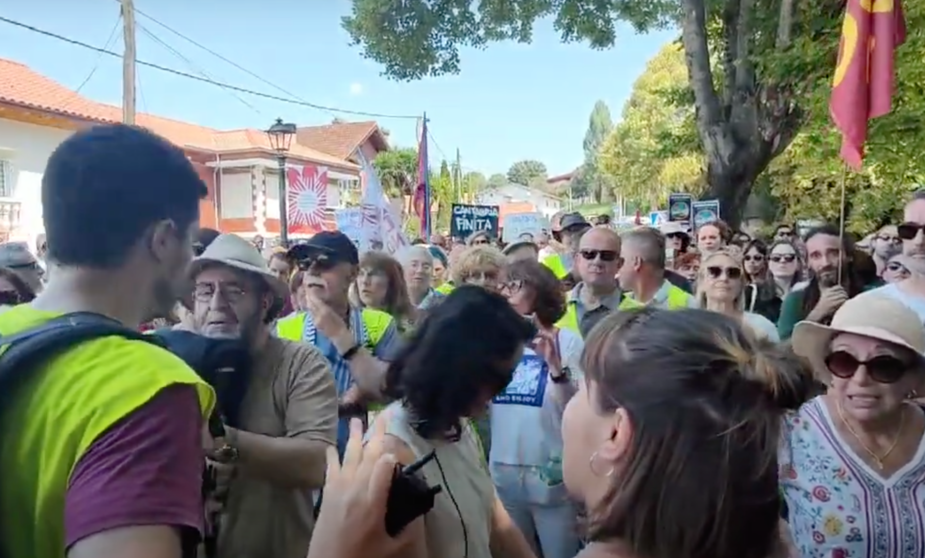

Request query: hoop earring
[{"left": 589, "top": 450, "right": 614, "bottom": 478}]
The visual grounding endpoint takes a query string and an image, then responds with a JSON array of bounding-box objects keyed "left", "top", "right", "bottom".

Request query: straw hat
[
  {"left": 792, "top": 292, "right": 925, "bottom": 379},
  {"left": 189, "top": 234, "right": 288, "bottom": 299}
]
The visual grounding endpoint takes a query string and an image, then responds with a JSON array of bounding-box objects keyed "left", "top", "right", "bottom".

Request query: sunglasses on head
[
  {"left": 706, "top": 266, "right": 742, "bottom": 280},
  {"left": 824, "top": 350, "right": 910, "bottom": 384},
  {"left": 770, "top": 253, "right": 796, "bottom": 263},
  {"left": 579, "top": 249, "right": 619, "bottom": 262},
  {"left": 897, "top": 222, "right": 925, "bottom": 241}
]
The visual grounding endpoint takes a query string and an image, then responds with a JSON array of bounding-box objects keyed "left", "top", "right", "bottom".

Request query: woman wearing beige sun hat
[{"left": 783, "top": 292, "right": 925, "bottom": 558}]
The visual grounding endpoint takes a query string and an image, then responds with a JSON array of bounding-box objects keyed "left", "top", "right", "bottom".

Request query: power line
[
  {"left": 128, "top": 3, "right": 342, "bottom": 121},
  {"left": 73, "top": 13, "right": 122, "bottom": 93},
  {"left": 0, "top": 15, "right": 422, "bottom": 120},
  {"left": 136, "top": 22, "right": 263, "bottom": 115}
]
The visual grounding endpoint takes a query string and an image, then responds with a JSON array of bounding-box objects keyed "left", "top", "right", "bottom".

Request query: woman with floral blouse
[{"left": 785, "top": 293, "right": 925, "bottom": 557}]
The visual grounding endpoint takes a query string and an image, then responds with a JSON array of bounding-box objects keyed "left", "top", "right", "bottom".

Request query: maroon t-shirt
[{"left": 64, "top": 385, "right": 205, "bottom": 549}]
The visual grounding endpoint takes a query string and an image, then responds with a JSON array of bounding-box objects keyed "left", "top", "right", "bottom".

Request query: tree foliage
[
  {"left": 507, "top": 159, "right": 548, "bottom": 187},
  {"left": 766, "top": 0, "right": 925, "bottom": 235},
  {"left": 487, "top": 173, "right": 508, "bottom": 189},
  {"left": 372, "top": 147, "right": 418, "bottom": 199},
  {"left": 599, "top": 43, "right": 702, "bottom": 208},
  {"left": 343, "top": 0, "right": 856, "bottom": 227},
  {"left": 580, "top": 100, "right": 616, "bottom": 204}
]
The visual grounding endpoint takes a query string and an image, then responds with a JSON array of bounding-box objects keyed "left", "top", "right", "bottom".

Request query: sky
[{"left": 0, "top": 0, "right": 676, "bottom": 176}]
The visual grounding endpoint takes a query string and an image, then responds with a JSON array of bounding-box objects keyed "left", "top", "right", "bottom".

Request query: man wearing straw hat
[{"left": 188, "top": 233, "right": 338, "bottom": 558}]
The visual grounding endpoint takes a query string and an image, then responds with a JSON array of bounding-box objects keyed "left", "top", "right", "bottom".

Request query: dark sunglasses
[
  {"left": 706, "top": 266, "right": 742, "bottom": 280},
  {"left": 824, "top": 350, "right": 910, "bottom": 384},
  {"left": 897, "top": 222, "right": 925, "bottom": 240},
  {"left": 776, "top": 230, "right": 794, "bottom": 237},
  {"left": 579, "top": 249, "right": 619, "bottom": 262},
  {"left": 743, "top": 255, "right": 765, "bottom": 262},
  {"left": 0, "top": 290, "right": 23, "bottom": 306},
  {"left": 297, "top": 254, "right": 338, "bottom": 271},
  {"left": 769, "top": 253, "right": 796, "bottom": 263}
]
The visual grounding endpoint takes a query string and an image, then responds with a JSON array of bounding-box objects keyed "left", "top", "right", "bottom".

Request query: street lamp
[{"left": 266, "top": 117, "right": 297, "bottom": 246}]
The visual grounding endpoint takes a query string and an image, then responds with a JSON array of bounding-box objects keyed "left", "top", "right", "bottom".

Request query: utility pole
[
  {"left": 121, "top": 0, "right": 136, "bottom": 124},
  {"left": 455, "top": 148, "right": 462, "bottom": 202}
]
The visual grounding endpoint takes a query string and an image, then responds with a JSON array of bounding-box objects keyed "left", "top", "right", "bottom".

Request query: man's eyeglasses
[
  {"left": 706, "top": 266, "right": 742, "bottom": 280},
  {"left": 897, "top": 222, "right": 925, "bottom": 241},
  {"left": 769, "top": 254, "right": 797, "bottom": 263},
  {"left": 297, "top": 254, "right": 338, "bottom": 272},
  {"left": 193, "top": 283, "right": 248, "bottom": 303},
  {"left": 579, "top": 249, "right": 619, "bottom": 262},
  {"left": 877, "top": 235, "right": 901, "bottom": 245}
]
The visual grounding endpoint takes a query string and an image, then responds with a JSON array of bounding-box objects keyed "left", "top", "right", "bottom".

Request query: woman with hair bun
[{"left": 562, "top": 307, "right": 814, "bottom": 558}]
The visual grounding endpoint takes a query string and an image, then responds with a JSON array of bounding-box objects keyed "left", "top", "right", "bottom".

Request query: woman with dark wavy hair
[
  {"left": 563, "top": 307, "right": 814, "bottom": 558},
  {"left": 492, "top": 258, "right": 583, "bottom": 558},
  {"left": 372, "top": 285, "right": 537, "bottom": 558}
]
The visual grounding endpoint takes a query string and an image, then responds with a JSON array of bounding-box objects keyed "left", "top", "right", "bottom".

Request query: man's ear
[{"left": 148, "top": 219, "right": 178, "bottom": 264}]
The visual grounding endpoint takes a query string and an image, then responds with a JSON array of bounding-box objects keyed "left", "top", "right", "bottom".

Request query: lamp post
[{"left": 266, "top": 117, "right": 297, "bottom": 246}]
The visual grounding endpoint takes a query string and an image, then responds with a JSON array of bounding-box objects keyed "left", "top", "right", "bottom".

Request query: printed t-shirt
[
  {"left": 217, "top": 336, "right": 338, "bottom": 558},
  {"left": 0, "top": 305, "right": 215, "bottom": 558},
  {"left": 490, "top": 328, "right": 584, "bottom": 469}
]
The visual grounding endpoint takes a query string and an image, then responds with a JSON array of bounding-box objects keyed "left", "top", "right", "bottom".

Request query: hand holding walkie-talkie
[{"left": 384, "top": 450, "right": 442, "bottom": 536}]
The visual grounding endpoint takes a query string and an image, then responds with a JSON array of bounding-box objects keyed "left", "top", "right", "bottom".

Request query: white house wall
[
  {"left": 475, "top": 184, "right": 562, "bottom": 218},
  {"left": 0, "top": 119, "right": 74, "bottom": 244}
]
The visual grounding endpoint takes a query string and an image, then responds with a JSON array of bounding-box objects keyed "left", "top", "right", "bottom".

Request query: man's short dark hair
[{"left": 43, "top": 124, "right": 207, "bottom": 268}]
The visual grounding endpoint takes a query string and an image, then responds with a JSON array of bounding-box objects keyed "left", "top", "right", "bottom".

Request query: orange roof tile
[
  {"left": 295, "top": 120, "right": 388, "bottom": 160},
  {"left": 0, "top": 58, "right": 357, "bottom": 170}
]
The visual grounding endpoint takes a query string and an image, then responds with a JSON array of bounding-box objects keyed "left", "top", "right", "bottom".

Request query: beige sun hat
[
  {"left": 189, "top": 233, "right": 288, "bottom": 299},
  {"left": 791, "top": 292, "right": 925, "bottom": 379}
]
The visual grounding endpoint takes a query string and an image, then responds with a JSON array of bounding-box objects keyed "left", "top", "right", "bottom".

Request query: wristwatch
[
  {"left": 550, "top": 366, "right": 571, "bottom": 384},
  {"left": 214, "top": 443, "right": 239, "bottom": 463}
]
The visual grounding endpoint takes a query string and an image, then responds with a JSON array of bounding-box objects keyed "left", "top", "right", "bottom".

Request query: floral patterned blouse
[{"left": 779, "top": 397, "right": 925, "bottom": 558}]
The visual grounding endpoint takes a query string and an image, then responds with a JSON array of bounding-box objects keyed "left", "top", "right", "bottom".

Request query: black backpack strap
[{"left": 0, "top": 312, "right": 161, "bottom": 392}]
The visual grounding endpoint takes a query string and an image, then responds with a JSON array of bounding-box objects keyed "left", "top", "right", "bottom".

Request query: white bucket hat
[
  {"left": 188, "top": 233, "right": 288, "bottom": 300},
  {"left": 792, "top": 292, "right": 925, "bottom": 380}
]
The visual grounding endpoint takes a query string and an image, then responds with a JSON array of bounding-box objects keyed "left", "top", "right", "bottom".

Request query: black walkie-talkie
[{"left": 384, "top": 450, "right": 443, "bottom": 537}]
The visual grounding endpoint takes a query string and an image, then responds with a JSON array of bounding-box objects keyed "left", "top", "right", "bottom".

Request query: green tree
[
  {"left": 580, "top": 101, "right": 615, "bottom": 204},
  {"left": 342, "top": 0, "right": 850, "bottom": 227},
  {"left": 507, "top": 159, "right": 548, "bottom": 187},
  {"left": 432, "top": 160, "right": 456, "bottom": 232},
  {"left": 762, "top": 0, "right": 925, "bottom": 234},
  {"left": 461, "top": 171, "right": 488, "bottom": 201},
  {"left": 372, "top": 147, "right": 417, "bottom": 199},
  {"left": 487, "top": 173, "right": 508, "bottom": 189},
  {"left": 599, "top": 43, "right": 702, "bottom": 208}
]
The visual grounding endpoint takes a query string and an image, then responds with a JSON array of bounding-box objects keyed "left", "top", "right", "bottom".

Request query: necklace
[{"left": 835, "top": 399, "right": 906, "bottom": 470}]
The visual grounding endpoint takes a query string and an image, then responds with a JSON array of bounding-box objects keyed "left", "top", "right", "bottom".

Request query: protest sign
[
  {"left": 502, "top": 212, "right": 547, "bottom": 243},
  {"left": 334, "top": 208, "right": 363, "bottom": 247},
  {"left": 668, "top": 193, "right": 693, "bottom": 223},
  {"left": 692, "top": 200, "right": 721, "bottom": 229},
  {"left": 451, "top": 204, "right": 499, "bottom": 239}
]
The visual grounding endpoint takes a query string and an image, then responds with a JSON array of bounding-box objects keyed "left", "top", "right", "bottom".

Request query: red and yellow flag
[{"left": 830, "top": 0, "right": 906, "bottom": 169}]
